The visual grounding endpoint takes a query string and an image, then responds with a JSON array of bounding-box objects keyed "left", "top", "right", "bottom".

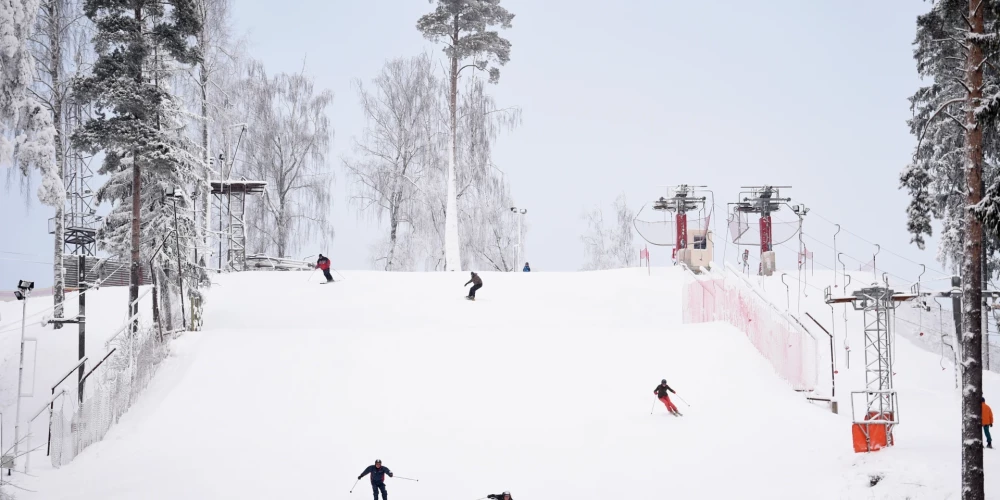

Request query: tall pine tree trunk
[
  {"left": 444, "top": 29, "right": 461, "bottom": 272},
  {"left": 962, "top": 1, "right": 985, "bottom": 498},
  {"left": 48, "top": 0, "right": 65, "bottom": 327}
]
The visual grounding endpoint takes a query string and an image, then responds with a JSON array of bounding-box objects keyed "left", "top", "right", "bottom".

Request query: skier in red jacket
[{"left": 316, "top": 254, "right": 333, "bottom": 283}]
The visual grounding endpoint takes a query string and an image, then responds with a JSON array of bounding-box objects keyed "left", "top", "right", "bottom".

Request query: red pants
[{"left": 660, "top": 396, "right": 679, "bottom": 413}]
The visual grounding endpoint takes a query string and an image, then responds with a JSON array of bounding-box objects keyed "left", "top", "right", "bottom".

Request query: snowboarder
[
  {"left": 316, "top": 254, "right": 333, "bottom": 283},
  {"left": 654, "top": 379, "right": 682, "bottom": 416},
  {"left": 465, "top": 272, "right": 483, "bottom": 300},
  {"left": 523, "top": 262, "right": 530, "bottom": 272},
  {"left": 985, "top": 397, "right": 994, "bottom": 449},
  {"left": 487, "top": 491, "right": 513, "bottom": 500},
  {"left": 358, "top": 459, "right": 393, "bottom": 500}
]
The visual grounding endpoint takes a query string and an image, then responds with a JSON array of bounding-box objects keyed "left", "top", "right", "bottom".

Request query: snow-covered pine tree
[
  {"left": 905, "top": 2, "right": 1000, "bottom": 498},
  {"left": 72, "top": 0, "right": 201, "bottom": 332},
  {"left": 240, "top": 62, "right": 334, "bottom": 259},
  {"left": 417, "top": 0, "right": 514, "bottom": 272},
  {"left": 345, "top": 54, "right": 440, "bottom": 271}
]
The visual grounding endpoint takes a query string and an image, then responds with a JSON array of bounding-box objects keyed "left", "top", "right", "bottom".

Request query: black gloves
[{"left": 357, "top": 476, "right": 362, "bottom": 480}]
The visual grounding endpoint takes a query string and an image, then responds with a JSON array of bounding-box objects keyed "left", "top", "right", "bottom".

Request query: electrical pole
[
  {"left": 12, "top": 281, "right": 34, "bottom": 473},
  {"left": 510, "top": 207, "right": 526, "bottom": 271}
]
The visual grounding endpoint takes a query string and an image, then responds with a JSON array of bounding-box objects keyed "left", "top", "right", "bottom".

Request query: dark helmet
[
  {"left": 319, "top": 253, "right": 324, "bottom": 258},
  {"left": 661, "top": 379, "right": 667, "bottom": 384},
  {"left": 375, "top": 459, "right": 381, "bottom": 465}
]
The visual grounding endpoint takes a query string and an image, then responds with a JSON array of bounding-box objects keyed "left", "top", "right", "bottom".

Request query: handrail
[
  {"left": 51, "top": 358, "right": 88, "bottom": 395},
  {"left": 80, "top": 348, "right": 117, "bottom": 387},
  {"left": 47, "top": 357, "right": 88, "bottom": 455}
]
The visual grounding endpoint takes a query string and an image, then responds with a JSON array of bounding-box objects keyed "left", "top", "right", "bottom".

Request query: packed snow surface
[{"left": 6, "top": 267, "right": 1000, "bottom": 498}]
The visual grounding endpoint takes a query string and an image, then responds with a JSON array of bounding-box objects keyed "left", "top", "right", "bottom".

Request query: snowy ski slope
[{"left": 8, "top": 267, "right": 999, "bottom": 498}]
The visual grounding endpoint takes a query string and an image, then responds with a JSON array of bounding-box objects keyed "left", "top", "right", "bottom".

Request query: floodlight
[
  {"left": 17, "top": 280, "right": 33, "bottom": 291},
  {"left": 13, "top": 291, "right": 24, "bottom": 301}
]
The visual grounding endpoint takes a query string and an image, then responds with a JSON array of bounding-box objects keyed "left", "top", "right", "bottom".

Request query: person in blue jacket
[
  {"left": 522, "top": 262, "right": 530, "bottom": 272},
  {"left": 358, "top": 459, "right": 393, "bottom": 500}
]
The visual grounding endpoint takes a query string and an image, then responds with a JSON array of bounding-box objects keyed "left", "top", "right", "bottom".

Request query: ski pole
[
  {"left": 307, "top": 268, "right": 318, "bottom": 282},
  {"left": 331, "top": 267, "right": 346, "bottom": 280},
  {"left": 675, "top": 394, "right": 691, "bottom": 407},
  {"left": 650, "top": 398, "right": 657, "bottom": 414},
  {"left": 394, "top": 476, "right": 419, "bottom": 482},
  {"left": 349, "top": 478, "right": 360, "bottom": 493}
]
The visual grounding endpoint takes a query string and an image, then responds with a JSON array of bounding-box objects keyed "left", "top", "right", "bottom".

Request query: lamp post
[
  {"left": 510, "top": 207, "right": 527, "bottom": 271},
  {"left": 164, "top": 187, "right": 186, "bottom": 329},
  {"left": 12, "top": 280, "right": 33, "bottom": 474}
]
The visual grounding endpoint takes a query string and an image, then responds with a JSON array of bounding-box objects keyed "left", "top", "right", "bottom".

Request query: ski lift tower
[
  {"left": 634, "top": 185, "right": 714, "bottom": 271},
  {"left": 826, "top": 282, "right": 917, "bottom": 453},
  {"left": 211, "top": 180, "right": 266, "bottom": 272},
  {"left": 729, "top": 185, "right": 793, "bottom": 276}
]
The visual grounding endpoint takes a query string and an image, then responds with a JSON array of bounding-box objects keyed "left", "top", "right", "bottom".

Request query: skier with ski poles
[
  {"left": 487, "top": 491, "right": 514, "bottom": 500},
  {"left": 465, "top": 272, "right": 483, "bottom": 300},
  {"left": 654, "top": 379, "right": 682, "bottom": 416},
  {"left": 316, "top": 254, "right": 333, "bottom": 283},
  {"left": 358, "top": 459, "right": 393, "bottom": 500}
]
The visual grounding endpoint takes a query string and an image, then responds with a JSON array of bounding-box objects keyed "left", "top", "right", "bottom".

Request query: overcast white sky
[{"left": 2, "top": 0, "right": 955, "bottom": 289}]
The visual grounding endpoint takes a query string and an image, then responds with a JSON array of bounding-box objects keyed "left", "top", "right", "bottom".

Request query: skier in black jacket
[
  {"left": 358, "top": 459, "right": 393, "bottom": 500},
  {"left": 488, "top": 492, "right": 513, "bottom": 500},
  {"left": 654, "top": 379, "right": 682, "bottom": 416}
]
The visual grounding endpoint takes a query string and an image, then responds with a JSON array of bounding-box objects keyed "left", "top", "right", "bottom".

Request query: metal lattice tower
[
  {"left": 63, "top": 104, "right": 98, "bottom": 256},
  {"left": 211, "top": 180, "right": 265, "bottom": 272},
  {"left": 853, "top": 286, "right": 896, "bottom": 424},
  {"left": 826, "top": 284, "right": 912, "bottom": 451}
]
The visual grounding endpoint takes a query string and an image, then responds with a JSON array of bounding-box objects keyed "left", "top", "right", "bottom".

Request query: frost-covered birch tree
[
  {"left": 27, "top": 0, "right": 91, "bottom": 325},
  {"left": 454, "top": 77, "right": 520, "bottom": 272},
  {"left": 73, "top": 0, "right": 201, "bottom": 329},
  {"left": 581, "top": 194, "right": 635, "bottom": 270},
  {"left": 190, "top": 0, "right": 234, "bottom": 257},
  {"left": 240, "top": 62, "right": 334, "bottom": 258},
  {"left": 417, "top": 0, "right": 514, "bottom": 272},
  {"left": 345, "top": 54, "right": 440, "bottom": 271}
]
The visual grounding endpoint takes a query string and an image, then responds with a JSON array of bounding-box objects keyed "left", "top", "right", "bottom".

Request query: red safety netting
[{"left": 682, "top": 268, "right": 820, "bottom": 393}]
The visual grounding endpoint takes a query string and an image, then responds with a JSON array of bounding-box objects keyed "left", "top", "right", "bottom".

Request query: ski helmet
[
  {"left": 375, "top": 459, "right": 381, "bottom": 464},
  {"left": 661, "top": 379, "right": 667, "bottom": 384},
  {"left": 503, "top": 492, "right": 511, "bottom": 496}
]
